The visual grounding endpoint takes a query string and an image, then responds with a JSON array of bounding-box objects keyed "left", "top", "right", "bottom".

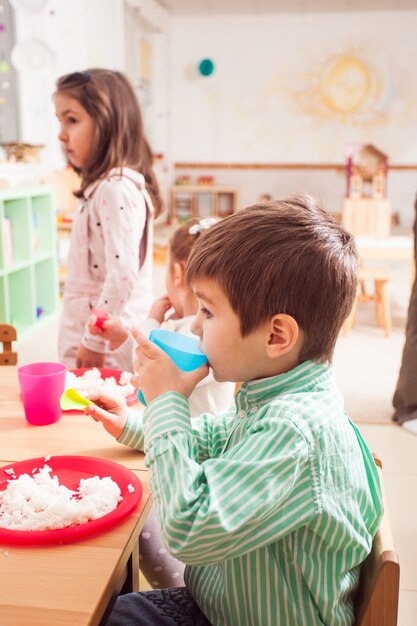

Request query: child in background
[
  {"left": 86, "top": 196, "right": 383, "bottom": 626},
  {"left": 55, "top": 69, "right": 162, "bottom": 368},
  {"left": 88, "top": 217, "right": 235, "bottom": 590},
  {"left": 88, "top": 217, "right": 235, "bottom": 416},
  {"left": 88, "top": 218, "right": 235, "bottom": 589}
]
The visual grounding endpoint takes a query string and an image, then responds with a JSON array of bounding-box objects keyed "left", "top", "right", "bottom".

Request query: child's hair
[
  {"left": 186, "top": 195, "right": 359, "bottom": 363},
  {"left": 55, "top": 68, "right": 162, "bottom": 215},
  {"left": 169, "top": 217, "right": 218, "bottom": 269}
]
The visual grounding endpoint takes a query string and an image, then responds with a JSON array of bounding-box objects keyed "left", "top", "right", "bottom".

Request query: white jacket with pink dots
[{"left": 58, "top": 167, "right": 155, "bottom": 368}]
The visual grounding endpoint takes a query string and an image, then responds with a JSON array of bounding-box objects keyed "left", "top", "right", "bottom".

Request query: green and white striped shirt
[{"left": 119, "top": 360, "right": 383, "bottom": 626}]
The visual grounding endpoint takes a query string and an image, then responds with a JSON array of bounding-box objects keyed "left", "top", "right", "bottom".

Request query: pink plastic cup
[{"left": 17, "top": 362, "right": 67, "bottom": 426}]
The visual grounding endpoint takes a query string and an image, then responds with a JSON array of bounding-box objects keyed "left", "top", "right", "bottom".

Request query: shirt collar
[{"left": 236, "top": 360, "right": 334, "bottom": 407}]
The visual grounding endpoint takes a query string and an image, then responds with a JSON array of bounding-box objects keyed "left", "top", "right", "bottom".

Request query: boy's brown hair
[
  {"left": 186, "top": 195, "right": 359, "bottom": 363},
  {"left": 55, "top": 69, "right": 162, "bottom": 216}
]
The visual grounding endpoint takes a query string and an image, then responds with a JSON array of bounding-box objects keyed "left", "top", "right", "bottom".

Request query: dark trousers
[
  {"left": 105, "top": 587, "right": 212, "bottom": 626},
  {"left": 393, "top": 193, "right": 417, "bottom": 422}
]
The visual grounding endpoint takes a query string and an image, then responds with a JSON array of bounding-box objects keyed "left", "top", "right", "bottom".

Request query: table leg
[{"left": 121, "top": 537, "right": 140, "bottom": 593}]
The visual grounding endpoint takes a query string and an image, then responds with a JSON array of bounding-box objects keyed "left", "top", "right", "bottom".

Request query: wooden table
[
  {"left": 355, "top": 235, "right": 413, "bottom": 263},
  {"left": 356, "top": 235, "right": 414, "bottom": 284},
  {"left": 0, "top": 366, "right": 152, "bottom": 626}
]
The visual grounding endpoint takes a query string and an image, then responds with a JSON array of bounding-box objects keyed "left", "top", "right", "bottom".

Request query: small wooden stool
[
  {"left": 343, "top": 268, "right": 392, "bottom": 336},
  {"left": 0, "top": 323, "right": 17, "bottom": 365}
]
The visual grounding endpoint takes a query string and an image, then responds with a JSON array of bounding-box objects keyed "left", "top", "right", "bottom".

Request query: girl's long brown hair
[{"left": 55, "top": 69, "right": 162, "bottom": 216}]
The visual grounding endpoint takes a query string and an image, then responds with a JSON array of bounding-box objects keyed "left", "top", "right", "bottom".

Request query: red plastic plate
[
  {"left": 65, "top": 368, "right": 137, "bottom": 413},
  {"left": 0, "top": 456, "right": 142, "bottom": 545}
]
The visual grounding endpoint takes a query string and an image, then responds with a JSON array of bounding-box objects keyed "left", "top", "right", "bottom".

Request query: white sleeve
[{"left": 81, "top": 179, "right": 146, "bottom": 353}]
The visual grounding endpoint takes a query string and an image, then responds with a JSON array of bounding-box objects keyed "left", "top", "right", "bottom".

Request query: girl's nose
[{"left": 58, "top": 128, "right": 67, "bottom": 143}]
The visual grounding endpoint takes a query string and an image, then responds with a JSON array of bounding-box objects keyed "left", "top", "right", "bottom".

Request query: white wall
[
  {"left": 9, "top": 5, "right": 417, "bottom": 226},
  {"left": 170, "top": 11, "right": 417, "bottom": 164},
  {"left": 13, "top": 0, "right": 126, "bottom": 167},
  {"left": 169, "top": 10, "right": 417, "bottom": 225},
  {"left": 11, "top": 0, "right": 171, "bottom": 177}
]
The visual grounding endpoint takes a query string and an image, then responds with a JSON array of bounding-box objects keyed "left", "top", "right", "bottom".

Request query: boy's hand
[
  {"left": 87, "top": 314, "right": 129, "bottom": 350},
  {"left": 76, "top": 344, "right": 104, "bottom": 368},
  {"left": 84, "top": 391, "right": 129, "bottom": 439},
  {"left": 131, "top": 328, "right": 209, "bottom": 405},
  {"left": 148, "top": 295, "right": 172, "bottom": 323}
]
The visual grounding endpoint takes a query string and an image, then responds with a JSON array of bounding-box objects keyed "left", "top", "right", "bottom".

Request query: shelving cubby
[
  {"left": 0, "top": 186, "right": 59, "bottom": 335},
  {"left": 169, "top": 185, "right": 239, "bottom": 222}
]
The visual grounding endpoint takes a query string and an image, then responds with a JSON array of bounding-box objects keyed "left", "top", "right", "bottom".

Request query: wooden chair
[
  {"left": 354, "top": 456, "right": 400, "bottom": 626},
  {"left": 343, "top": 267, "right": 392, "bottom": 336},
  {"left": 0, "top": 323, "right": 17, "bottom": 365}
]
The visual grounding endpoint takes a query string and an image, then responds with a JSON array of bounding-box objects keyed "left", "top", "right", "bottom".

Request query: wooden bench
[{"left": 343, "top": 268, "right": 391, "bottom": 336}]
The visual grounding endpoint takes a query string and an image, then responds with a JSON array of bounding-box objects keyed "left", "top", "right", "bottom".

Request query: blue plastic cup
[{"left": 137, "top": 329, "right": 207, "bottom": 405}]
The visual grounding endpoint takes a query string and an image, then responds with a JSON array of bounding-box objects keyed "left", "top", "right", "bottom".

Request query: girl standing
[{"left": 55, "top": 69, "right": 162, "bottom": 368}]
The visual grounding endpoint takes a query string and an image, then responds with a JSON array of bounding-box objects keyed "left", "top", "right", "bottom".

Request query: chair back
[
  {"left": 354, "top": 457, "right": 400, "bottom": 626},
  {"left": 0, "top": 323, "right": 17, "bottom": 365}
]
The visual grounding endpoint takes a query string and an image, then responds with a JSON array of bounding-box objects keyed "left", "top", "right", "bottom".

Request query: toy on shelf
[
  {"left": 0, "top": 142, "right": 44, "bottom": 163},
  {"left": 175, "top": 175, "right": 192, "bottom": 186},
  {"left": 343, "top": 144, "right": 391, "bottom": 238},
  {"left": 197, "top": 176, "right": 214, "bottom": 186},
  {"left": 345, "top": 143, "right": 388, "bottom": 199}
]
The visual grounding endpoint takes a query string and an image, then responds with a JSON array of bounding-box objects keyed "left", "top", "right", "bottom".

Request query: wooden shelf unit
[
  {"left": 169, "top": 185, "right": 238, "bottom": 222},
  {"left": 0, "top": 186, "right": 59, "bottom": 334}
]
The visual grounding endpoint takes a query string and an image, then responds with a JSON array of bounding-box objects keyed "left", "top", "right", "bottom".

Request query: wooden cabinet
[
  {"left": 0, "top": 186, "right": 59, "bottom": 334},
  {"left": 342, "top": 198, "right": 391, "bottom": 238},
  {"left": 169, "top": 185, "right": 238, "bottom": 222}
]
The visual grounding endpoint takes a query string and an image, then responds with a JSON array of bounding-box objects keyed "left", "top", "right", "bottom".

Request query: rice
[
  {"left": 65, "top": 368, "right": 134, "bottom": 398},
  {"left": 0, "top": 465, "right": 122, "bottom": 531}
]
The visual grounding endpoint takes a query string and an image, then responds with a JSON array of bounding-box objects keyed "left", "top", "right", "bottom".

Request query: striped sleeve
[{"left": 117, "top": 408, "right": 145, "bottom": 450}]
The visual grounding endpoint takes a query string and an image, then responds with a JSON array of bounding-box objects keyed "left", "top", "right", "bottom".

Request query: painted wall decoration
[
  {"left": 11, "top": 37, "right": 54, "bottom": 71},
  {"left": 198, "top": 58, "right": 215, "bottom": 77},
  {"left": 170, "top": 12, "right": 417, "bottom": 164},
  {"left": 292, "top": 46, "right": 387, "bottom": 127}
]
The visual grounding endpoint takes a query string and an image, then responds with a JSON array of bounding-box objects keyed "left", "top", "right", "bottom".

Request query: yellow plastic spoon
[{"left": 60, "top": 388, "right": 93, "bottom": 411}]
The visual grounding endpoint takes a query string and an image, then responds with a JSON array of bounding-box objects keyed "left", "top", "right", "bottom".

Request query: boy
[{"left": 88, "top": 196, "right": 383, "bottom": 626}]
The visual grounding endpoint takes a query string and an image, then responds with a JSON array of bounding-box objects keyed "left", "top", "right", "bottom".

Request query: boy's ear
[
  {"left": 172, "top": 262, "right": 185, "bottom": 287},
  {"left": 265, "top": 314, "right": 300, "bottom": 358}
]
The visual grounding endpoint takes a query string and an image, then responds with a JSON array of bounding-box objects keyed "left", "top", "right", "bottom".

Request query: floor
[{"left": 17, "top": 254, "right": 417, "bottom": 624}]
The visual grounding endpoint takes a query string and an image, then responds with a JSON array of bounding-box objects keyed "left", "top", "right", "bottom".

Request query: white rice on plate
[
  {"left": 0, "top": 465, "right": 122, "bottom": 531},
  {"left": 66, "top": 368, "right": 134, "bottom": 398}
]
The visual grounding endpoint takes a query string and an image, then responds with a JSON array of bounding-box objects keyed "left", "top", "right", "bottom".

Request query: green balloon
[{"left": 198, "top": 58, "right": 215, "bottom": 77}]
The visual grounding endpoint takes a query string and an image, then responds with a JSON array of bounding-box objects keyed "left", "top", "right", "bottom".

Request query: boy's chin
[
  {"left": 212, "top": 370, "right": 232, "bottom": 383},
  {"left": 211, "top": 370, "right": 223, "bottom": 382}
]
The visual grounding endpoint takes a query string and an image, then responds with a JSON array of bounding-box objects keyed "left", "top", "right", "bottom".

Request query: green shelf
[{"left": 0, "top": 186, "right": 58, "bottom": 335}]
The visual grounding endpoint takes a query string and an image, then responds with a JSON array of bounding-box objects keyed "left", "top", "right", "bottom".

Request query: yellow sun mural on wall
[{"left": 293, "top": 48, "right": 387, "bottom": 126}]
